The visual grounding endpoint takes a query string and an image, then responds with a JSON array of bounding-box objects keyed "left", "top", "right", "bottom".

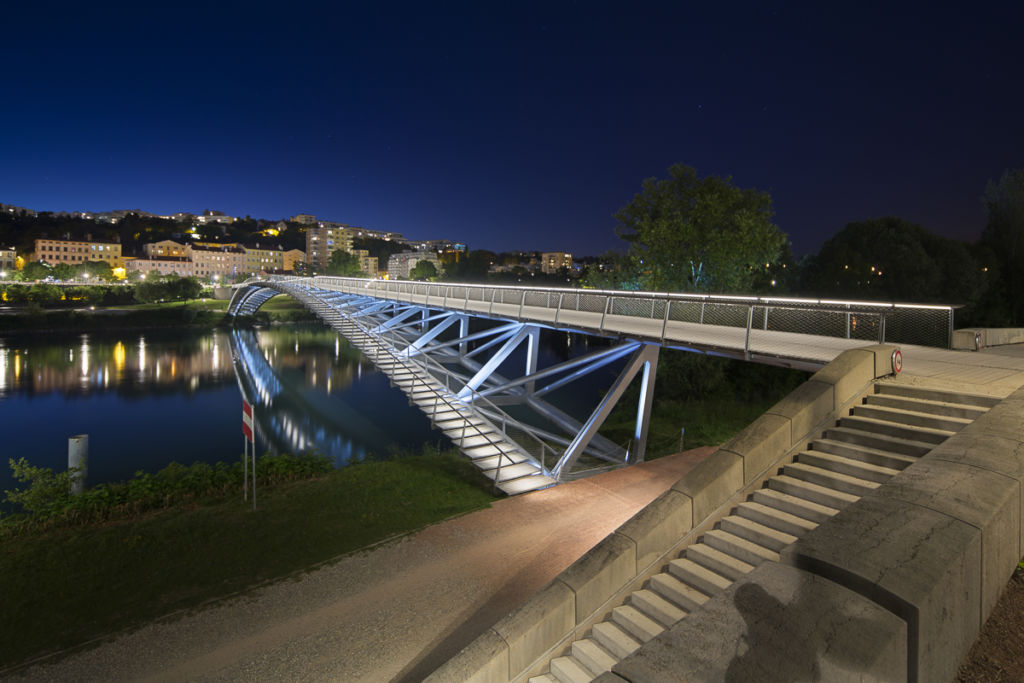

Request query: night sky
[{"left": 3, "top": 3, "right": 1022, "bottom": 256}]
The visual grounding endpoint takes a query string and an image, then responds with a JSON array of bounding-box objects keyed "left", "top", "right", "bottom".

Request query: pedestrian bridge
[{"left": 228, "top": 276, "right": 954, "bottom": 494}]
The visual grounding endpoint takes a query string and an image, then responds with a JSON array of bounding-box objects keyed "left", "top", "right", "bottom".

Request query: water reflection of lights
[
  {"left": 0, "top": 347, "right": 7, "bottom": 393},
  {"left": 80, "top": 337, "right": 90, "bottom": 378},
  {"left": 113, "top": 341, "right": 126, "bottom": 374},
  {"left": 138, "top": 337, "right": 147, "bottom": 378}
]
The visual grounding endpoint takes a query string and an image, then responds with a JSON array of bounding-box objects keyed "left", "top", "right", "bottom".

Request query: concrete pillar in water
[{"left": 68, "top": 434, "right": 88, "bottom": 495}]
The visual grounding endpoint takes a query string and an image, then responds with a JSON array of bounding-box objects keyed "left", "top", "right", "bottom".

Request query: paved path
[{"left": 11, "top": 448, "right": 713, "bottom": 682}]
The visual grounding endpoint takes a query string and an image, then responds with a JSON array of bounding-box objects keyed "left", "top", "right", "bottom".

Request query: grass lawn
[
  {"left": 601, "top": 395, "right": 787, "bottom": 459},
  {"left": 0, "top": 452, "right": 495, "bottom": 671}
]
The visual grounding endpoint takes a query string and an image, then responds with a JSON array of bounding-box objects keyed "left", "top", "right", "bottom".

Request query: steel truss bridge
[{"left": 228, "top": 276, "right": 954, "bottom": 495}]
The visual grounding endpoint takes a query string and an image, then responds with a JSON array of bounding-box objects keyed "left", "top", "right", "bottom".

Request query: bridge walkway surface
[{"left": 9, "top": 343, "right": 1023, "bottom": 682}]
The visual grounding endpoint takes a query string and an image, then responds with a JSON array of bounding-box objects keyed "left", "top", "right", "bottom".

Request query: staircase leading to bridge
[
  {"left": 527, "top": 382, "right": 1000, "bottom": 683},
  {"left": 293, "top": 287, "right": 557, "bottom": 495}
]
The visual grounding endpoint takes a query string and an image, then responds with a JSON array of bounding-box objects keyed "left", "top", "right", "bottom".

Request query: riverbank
[
  {"left": 4, "top": 447, "right": 714, "bottom": 682},
  {"left": 0, "top": 450, "right": 496, "bottom": 671},
  {"left": 0, "top": 296, "right": 316, "bottom": 333}
]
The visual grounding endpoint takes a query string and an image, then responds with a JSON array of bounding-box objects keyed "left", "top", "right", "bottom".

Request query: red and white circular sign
[{"left": 891, "top": 348, "right": 903, "bottom": 374}]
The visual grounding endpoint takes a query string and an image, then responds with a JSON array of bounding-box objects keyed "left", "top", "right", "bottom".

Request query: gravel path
[{"left": 10, "top": 448, "right": 712, "bottom": 682}]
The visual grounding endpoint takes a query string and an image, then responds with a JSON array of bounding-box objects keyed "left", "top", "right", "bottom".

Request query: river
[{"left": 0, "top": 325, "right": 440, "bottom": 497}]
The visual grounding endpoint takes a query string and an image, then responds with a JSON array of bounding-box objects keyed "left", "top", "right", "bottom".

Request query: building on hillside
[
  {"left": 306, "top": 225, "right": 354, "bottom": 273},
  {"left": 32, "top": 238, "right": 123, "bottom": 268},
  {"left": 0, "top": 204, "right": 36, "bottom": 217},
  {"left": 195, "top": 211, "right": 235, "bottom": 225},
  {"left": 125, "top": 257, "right": 194, "bottom": 278},
  {"left": 282, "top": 249, "right": 305, "bottom": 273},
  {"left": 387, "top": 251, "right": 441, "bottom": 279},
  {"left": 190, "top": 245, "right": 245, "bottom": 280},
  {"left": 143, "top": 240, "right": 190, "bottom": 259},
  {"left": 0, "top": 246, "right": 16, "bottom": 273},
  {"left": 540, "top": 252, "right": 573, "bottom": 274},
  {"left": 292, "top": 214, "right": 317, "bottom": 225},
  {"left": 351, "top": 249, "right": 378, "bottom": 276}
]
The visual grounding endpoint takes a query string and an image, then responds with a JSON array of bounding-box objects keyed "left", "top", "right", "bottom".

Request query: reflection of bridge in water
[
  {"left": 228, "top": 328, "right": 427, "bottom": 466},
  {"left": 229, "top": 276, "right": 955, "bottom": 495}
]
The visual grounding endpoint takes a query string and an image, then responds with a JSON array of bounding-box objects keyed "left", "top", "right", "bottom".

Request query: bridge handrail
[{"left": 262, "top": 275, "right": 956, "bottom": 349}]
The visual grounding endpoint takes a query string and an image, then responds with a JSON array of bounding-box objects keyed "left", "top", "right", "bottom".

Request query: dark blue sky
[{"left": 3, "top": 3, "right": 1022, "bottom": 256}]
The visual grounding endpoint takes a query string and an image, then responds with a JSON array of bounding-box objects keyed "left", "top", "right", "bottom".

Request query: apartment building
[
  {"left": 33, "top": 238, "right": 123, "bottom": 268},
  {"left": 305, "top": 225, "right": 354, "bottom": 272},
  {"left": 540, "top": 251, "right": 573, "bottom": 274}
]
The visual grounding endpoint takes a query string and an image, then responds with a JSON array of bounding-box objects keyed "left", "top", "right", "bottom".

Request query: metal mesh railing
[{"left": 262, "top": 276, "right": 956, "bottom": 350}]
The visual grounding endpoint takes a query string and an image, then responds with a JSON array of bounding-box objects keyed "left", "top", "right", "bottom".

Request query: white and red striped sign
[{"left": 242, "top": 400, "right": 254, "bottom": 442}]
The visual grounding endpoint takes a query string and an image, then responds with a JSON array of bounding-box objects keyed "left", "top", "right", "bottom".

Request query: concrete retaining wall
[
  {"left": 426, "top": 344, "right": 898, "bottom": 682},
  {"left": 953, "top": 327, "right": 1024, "bottom": 350},
  {"left": 607, "top": 382, "right": 1024, "bottom": 682},
  {"left": 783, "top": 383, "right": 1024, "bottom": 682}
]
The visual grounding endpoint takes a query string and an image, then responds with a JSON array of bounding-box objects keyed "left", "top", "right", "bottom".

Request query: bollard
[
  {"left": 679, "top": 427, "right": 685, "bottom": 452},
  {"left": 68, "top": 434, "right": 88, "bottom": 495}
]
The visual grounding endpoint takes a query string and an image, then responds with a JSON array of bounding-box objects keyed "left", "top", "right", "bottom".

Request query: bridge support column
[{"left": 552, "top": 343, "right": 660, "bottom": 480}]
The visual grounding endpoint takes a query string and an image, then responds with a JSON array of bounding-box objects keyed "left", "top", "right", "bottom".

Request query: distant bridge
[{"left": 228, "top": 276, "right": 954, "bottom": 494}]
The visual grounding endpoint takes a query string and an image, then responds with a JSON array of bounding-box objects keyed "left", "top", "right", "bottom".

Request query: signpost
[{"left": 243, "top": 399, "right": 256, "bottom": 509}]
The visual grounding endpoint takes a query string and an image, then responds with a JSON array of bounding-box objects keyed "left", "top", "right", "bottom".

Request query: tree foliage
[
  {"left": 981, "top": 169, "right": 1024, "bottom": 324},
  {"left": 22, "top": 261, "right": 51, "bottom": 281},
  {"left": 616, "top": 164, "right": 787, "bottom": 292},
  {"left": 801, "top": 217, "right": 987, "bottom": 306},
  {"left": 325, "top": 249, "right": 366, "bottom": 277},
  {"left": 410, "top": 260, "right": 438, "bottom": 280}
]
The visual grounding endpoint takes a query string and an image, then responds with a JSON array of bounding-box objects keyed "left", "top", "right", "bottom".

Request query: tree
[
  {"left": 134, "top": 279, "right": 164, "bottom": 304},
  {"left": 615, "top": 164, "right": 787, "bottom": 292},
  {"left": 82, "top": 260, "right": 114, "bottom": 282},
  {"left": 169, "top": 276, "right": 203, "bottom": 302},
  {"left": 27, "top": 283, "right": 63, "bottom": 306},
  {"left": 22, "top": 261, "right": 51, "bottom": 281},
  {"left": 981, "top": 169, "right": 1024, "bottom": 324},
  {"left": 325, "top": 249, "right": 366, "bottom": 277},
  {"left": 410, "top": 260, "right": 438, "bottom": 280},
  {"left": 802, "top": 217, "right": 986, "bottom": 306},
  {"left": 52, "top": 263, "right": 75, "bottom": 281}
]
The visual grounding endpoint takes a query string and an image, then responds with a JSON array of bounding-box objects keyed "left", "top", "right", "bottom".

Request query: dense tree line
[{"left": 580, "top": 163, "right": 1023, "bottom": 327}]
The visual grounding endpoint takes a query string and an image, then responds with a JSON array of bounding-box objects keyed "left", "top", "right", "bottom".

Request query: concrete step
[
  {"left": 591, "top": 622, "right": 641, "bottom": 660},
  {"left": 823, "top": 426, "right": 933, "bottom": 457},
  {"left": 718, "top": 515, "right": 797, "bottom": 552},
  {"left": 873, "top": 383, "right": 1000, "bottom": 409},
  {"left": 668, "top": 557, "right": 732, "bottom": 596},
  {"left": 795, "top": 450, "right": 901, "bottom": 484},
  {"left": 809, "top": 438, "right": 918, "bottom": 470},
  {"left": 528, "top": 675, "right": 559, "bottom": 683},
  {"left": 611, "top": 605, "right": 663, "bottom": 643},
  {"left": 783, "top": 462, "right": 880, "bottom": 497},
  {"left": 496, "top": 474, "right": 556, "bottom": 495},
  {"left": 684, "top": 540, "right": 757, "bottom": 581},
  {"left": 630, "top": 589, "right": 687, "bottom": 627},
  {"left": 550, "top": 656, "right": 592, "bottom": 683},
  {"left": 751, "top": 487, "right": 840, "bottom": 524},
  {"left": 768, "top": 474, "right": 859, "bottom": 510},
  {"left": 460, "top": 443, "right": 508, "bottom": 459},
  {"left": 837, "top": 415, "right": 953, "bottom": 445},
  {"left": 695, "top": 531, "right": 767, "bottom": 571},
  {"left": 648, "top": 572, "right": 710, "bottom": 612},
  {"left": 734, "top": 500, "right": 818, "bottom": 536},
  {"left": 864, "top": 393, "right": 989, "bottom": 420},
  {"left": 852, "top": 403, "right": 972, "bottom": 433},
  {"left": 572, "top": 638, "right": 618, "bottom": 677}
]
